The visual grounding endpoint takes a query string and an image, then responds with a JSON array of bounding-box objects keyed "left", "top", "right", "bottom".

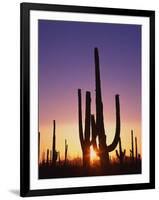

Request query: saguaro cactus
[
  {"left": 92, "top": 47, "right": 121, "bottom": 167},
  {"left": 130, "top": 130, "right": 134, "bottom": 161},
  {"left": 91, "top": 114, "right": 99, "bottom": 154},
  {"left": 65, "top": 139, "right": 68, "bottom": 164},
  {"left": 116, "top": 137, "right": 126, "bottom": 164},
  {"left": 78, "top": 89, "right": 91, "bottom": 168},
  {"left": 52, "top": 120, "right": 58, "bottom": 165}
]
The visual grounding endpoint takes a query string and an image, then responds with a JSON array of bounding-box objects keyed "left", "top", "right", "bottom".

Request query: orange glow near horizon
[
  {"left": 39, "top": 90, "right": 142, "bottom": 163},
  {"left": 90, "top": 146, "right": 98, "bottom": 162},
  {"left": 39, "top": 119, "right": 141, "bottom": 163},
  {"left": 38, "top": 20, "right": 142, "bottom": 165}
]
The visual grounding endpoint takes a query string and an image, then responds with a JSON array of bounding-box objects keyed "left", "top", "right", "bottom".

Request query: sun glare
[{"left": 90, "top": 146, "right": 98, "bottom": 161}]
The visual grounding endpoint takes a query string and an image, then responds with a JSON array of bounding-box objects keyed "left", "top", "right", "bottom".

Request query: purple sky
[{"left": 38, "top": 20, "right": 141, "bottom": 158}]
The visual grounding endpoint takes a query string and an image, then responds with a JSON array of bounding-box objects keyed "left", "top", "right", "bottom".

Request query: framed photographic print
[{"left": 20, "top": 2, "right": 155, "bottom": 197}]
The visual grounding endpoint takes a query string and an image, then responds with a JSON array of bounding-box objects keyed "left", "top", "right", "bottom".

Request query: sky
[{"left": 38, "top": 19, "right": 141, "bottom": 161}]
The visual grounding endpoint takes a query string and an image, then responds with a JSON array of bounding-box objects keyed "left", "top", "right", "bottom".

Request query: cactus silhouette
[
  {"left": 52, "top": 120, "right": 58, "bottom": 165},
  {"left": 116, "top": 137, "right": 126, "bottom": 164},
  {"left": 135, "top": 136, "right": 138, "bottom": 163},
  {"left": 65, "top": 139, "right": 68, "bottom": 165},
  {"left": 50, "top": 150, "right": 52, "bottom": 163},
  {"left": 46, "top": 149, "right": 49, "bottom": 164},
  {"left": 58, "top": 151, "right": 61, "bottom": 164},
  {"left": 92, "top": 47, "right": 121, "bottom": 167},
  {"left": 91, "top": 114, "right": 99, "bottom": 154},
  {"left": 130, "top": 130, "right": 134, "bottom": 161},
  {"left": 78, "top": 89, "right": 91, "bottom": 168}
]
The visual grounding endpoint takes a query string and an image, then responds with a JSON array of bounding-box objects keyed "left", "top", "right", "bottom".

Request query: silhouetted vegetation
[
  {"left": 64, "top": 139, "right": 68, "bottom": 165},
  {"left": 38, "top": 48, "right": 142, "bottom": 179},
  {"left": 116, "top": 137, "right": 126, "bottom": 165},
  {"left": 78, "top": 89, "right": 92, "bottom": 168},
  {"left": 90, "top": 48, "right": 121, "bottom": 168},
  {"left": 52, "top": 120, "right": 58, "bottom": 166},
  {"left": 39, "top": 157, "right": 141, "bottom": 179}
]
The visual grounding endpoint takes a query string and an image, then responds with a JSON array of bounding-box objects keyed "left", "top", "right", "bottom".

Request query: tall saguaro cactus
[
  {"left": 78, "top": 89, "right": 91, "bottom": 168},
  {"left": 92, "top": 47, "right": 121, "bottom": 167},
  {"left": 52, "top": 120, "right": 58, "bottom": 165},
  {"left": 116, "top": 137, "right": 126, "bottom": 164}
]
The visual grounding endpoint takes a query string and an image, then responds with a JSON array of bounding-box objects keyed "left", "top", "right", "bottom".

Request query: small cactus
[
  {"left": 65, "top": 139, "right": 68, "bottom": 165},
  {"left": 135, "top": 136, "right": 138, "bottom": 163},
  {"left": 130, "top": 130, "right": 134, "bottom": 161},
  {"left": 52, "top": 120, "right": 58, "bottom": 165},
  {"left": 58, "top": 151, "right": 61, "bottom": 164},
  {"left": 50, "top": 150, "right": 52, "bottom": 163},
  {"left": 46, "top": 149, "right": 49, "bottom": 164},
  {"left": 116, "top": 137, "right": 126, "bottom": 164}
]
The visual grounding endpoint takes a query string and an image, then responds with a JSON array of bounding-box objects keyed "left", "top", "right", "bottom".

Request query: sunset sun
[{"left": 90, "top": 147, "right": 98, "bottom": 161}]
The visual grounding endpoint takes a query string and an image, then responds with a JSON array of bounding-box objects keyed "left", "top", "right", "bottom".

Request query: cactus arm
[
  {"left": 78, "top": 89, "right": 84, "bottom": 149},
  {"left": 78, "top": 89, "right": 92, "bottom": 168},
  {"left": 119, "top": 137, "right": 122, "bottom": 153},
  {"left": 91, "top": 114, "right": 99, "bottom": 153},
  {"left": 84, "top": 91, "right": 91, "bottom": 143},
  {"left": 107, "top": 94, "right": 120, "bottom": 152}
]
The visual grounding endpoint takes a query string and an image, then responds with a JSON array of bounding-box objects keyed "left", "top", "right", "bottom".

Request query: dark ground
[{"left": 39, "top": 159, "right": 141, "bottom": 179}]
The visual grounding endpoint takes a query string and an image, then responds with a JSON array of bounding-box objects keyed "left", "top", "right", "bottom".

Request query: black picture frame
[{"left": 20, "top": 2, "right": 155, "bottom": 197}]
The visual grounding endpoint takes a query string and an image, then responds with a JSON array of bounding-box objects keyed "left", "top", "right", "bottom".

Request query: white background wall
[{"left": 0, "top": 0, "right": 158, "bottom": 199}]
